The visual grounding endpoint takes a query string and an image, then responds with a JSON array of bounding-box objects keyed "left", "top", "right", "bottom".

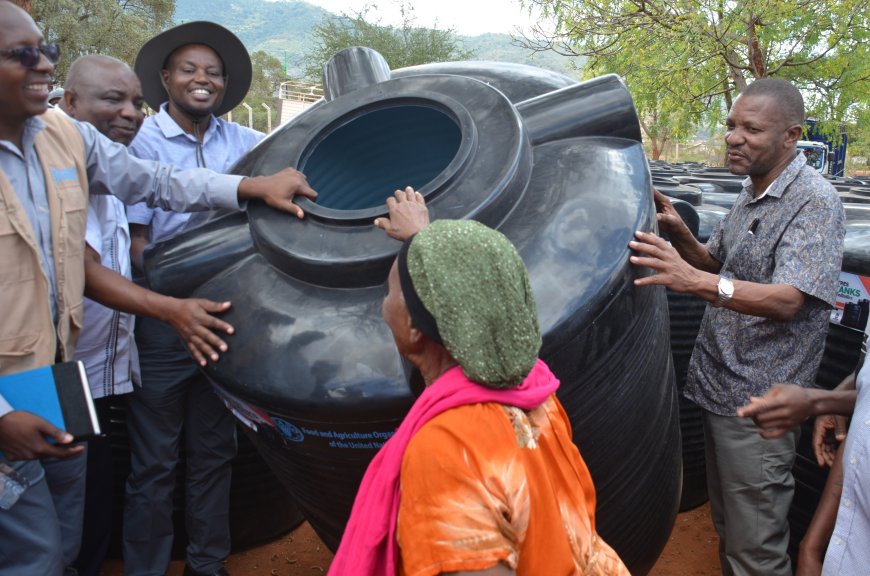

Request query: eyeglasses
[{"left": 0, "top": 43, "right": 60, "bottom": 68}]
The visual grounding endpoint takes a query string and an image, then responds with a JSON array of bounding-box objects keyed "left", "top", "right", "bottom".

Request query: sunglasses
[{"left": 0, "top": 43, "right": 60, "bottom": 68}]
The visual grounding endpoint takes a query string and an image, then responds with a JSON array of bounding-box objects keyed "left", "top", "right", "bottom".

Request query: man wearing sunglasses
[{"left": 0, "top": 3, "right": 316, "bottom": 575}]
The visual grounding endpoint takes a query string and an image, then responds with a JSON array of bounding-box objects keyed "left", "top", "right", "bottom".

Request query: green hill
[{"left": 174, "top": 0, "right": 579, "bottom": 77}]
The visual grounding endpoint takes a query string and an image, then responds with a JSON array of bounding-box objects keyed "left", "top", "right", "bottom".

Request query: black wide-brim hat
[{"left": 135, "top": 21, "right": 252, "bottom": 117}]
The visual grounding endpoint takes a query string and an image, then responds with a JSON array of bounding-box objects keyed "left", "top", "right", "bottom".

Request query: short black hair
[{"left": 742, "top": 78, "right": 805, "bottom": 126}]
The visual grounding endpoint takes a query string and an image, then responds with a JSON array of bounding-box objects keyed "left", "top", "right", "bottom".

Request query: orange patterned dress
[{"left": 397, "top": 395, "right": 630, "bottom": 576}]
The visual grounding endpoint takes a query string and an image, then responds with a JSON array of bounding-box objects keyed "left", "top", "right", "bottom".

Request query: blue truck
[{"left": 797, "top": 119, "right": 848, "bottom": 176}]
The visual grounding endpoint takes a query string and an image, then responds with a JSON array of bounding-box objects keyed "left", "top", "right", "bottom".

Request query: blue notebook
[{"left": 0, "top": 361, "right": 101, "bottom": 440}]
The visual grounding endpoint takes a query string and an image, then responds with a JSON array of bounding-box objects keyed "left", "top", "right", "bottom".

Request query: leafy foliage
[
  {"left": 301, "top": 3, "right": 475, "bottom": 81},
  {"left": 520, "top": 0, "right": 870, "bottom": 158},
  {"left": 32, "top": 0, "right": 175, "bottom": 83},
  {"left": 463, "top": 33, "right": 577, "bottom": 75}
]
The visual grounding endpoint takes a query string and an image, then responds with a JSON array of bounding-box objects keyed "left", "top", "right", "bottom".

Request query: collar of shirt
[
  {"left": 742, "top": 152, "right": 807, "bottom": 203},
  {"left": 0, "top": 115, "right": 46, "bottom": 159},
  {"left": 154, "top": 103, "right": 223, "bottom": 145}
]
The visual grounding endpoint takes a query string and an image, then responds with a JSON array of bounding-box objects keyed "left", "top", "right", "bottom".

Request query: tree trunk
[
  {"left": 10, "top": 0, "right": 32, "bottom": 13},
  {"left": 651, "top": 139, "right": 662, "bottom": 161},
  {"left": 747, "top": 14, "right": 767, "bottom": 78}
]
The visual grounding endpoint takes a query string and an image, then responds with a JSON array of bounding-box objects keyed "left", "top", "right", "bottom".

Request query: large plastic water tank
[{"left": 144, "top": 48, "right": 681, "bottom": 575}]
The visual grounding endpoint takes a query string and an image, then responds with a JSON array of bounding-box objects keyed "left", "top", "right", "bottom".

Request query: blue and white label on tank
[
  {"left": 272, "top": 418, "right": 306, "bottom": 443},
  {"left": 832, "top": 271, "right": 870, "bottom": 336}
]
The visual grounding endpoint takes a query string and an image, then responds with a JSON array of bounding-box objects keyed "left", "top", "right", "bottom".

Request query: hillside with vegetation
[{"left": 174, "top": 0, "right": 577, "bottom": 77}]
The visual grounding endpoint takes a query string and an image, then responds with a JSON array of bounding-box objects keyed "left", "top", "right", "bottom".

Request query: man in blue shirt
[
  {"left": 0, "top": 4, "right": 316, "bottom": 575},
  {"left": 124, "top": 21, "right": 268, "bottom": 576}
]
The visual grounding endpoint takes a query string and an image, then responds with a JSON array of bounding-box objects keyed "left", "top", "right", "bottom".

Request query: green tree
[
  {"left": 32, "top": 0, "right": 175, "bottom": 83},
  {"left": 521, "top": 0, "right": 870, "bottom": 157},
  {"left": 301, "top": 2, "right": 475, "bottom": 81},
  {"left": 230, "top": 50, "right": 286, "bottom": 133}
]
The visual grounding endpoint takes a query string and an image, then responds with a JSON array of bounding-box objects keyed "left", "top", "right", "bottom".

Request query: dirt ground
[{"left": 101, "top": 502, "right": 720, "bottom": 575}]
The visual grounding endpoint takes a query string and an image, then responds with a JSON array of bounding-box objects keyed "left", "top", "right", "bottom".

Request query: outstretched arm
[
  {"left": 737, "top": 383, "right": 857, "bottom": 439},
  {"left": 84, "top": 246, "right": 233, "bottom": 366},
  {"left": 629, "top": 230, "right": 806, "bottom": 320}
]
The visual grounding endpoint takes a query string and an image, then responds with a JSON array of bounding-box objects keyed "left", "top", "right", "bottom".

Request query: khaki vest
[{"left": 0, "top": 111, "right": 88, "bottom": 376}]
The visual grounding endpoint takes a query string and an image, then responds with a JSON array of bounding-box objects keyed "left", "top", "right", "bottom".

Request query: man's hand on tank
[
  {"left": 238, "top": 168, "right": 318, "bottom": 218},
  {"left": 629, "top": 230, "right": 704, "bottom": 292},
  {"left": 165, "top": 298, "right": 234, "bottom": 366},
  {"left": 653, "top": 189, "right": 692, "bottom": 242},
  {"left": 374, "top": 186, "right": 430, "bottom": 241}
]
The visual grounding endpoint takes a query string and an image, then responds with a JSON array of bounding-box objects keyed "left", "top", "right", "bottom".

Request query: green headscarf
[{"left": 404, "top": 220, "right": 542, "bottom": 389}]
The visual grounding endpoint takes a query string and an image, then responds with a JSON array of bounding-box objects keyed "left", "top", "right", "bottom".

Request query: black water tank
[{"left": 144, "top": 49, "right": 680, "bottom": 575}]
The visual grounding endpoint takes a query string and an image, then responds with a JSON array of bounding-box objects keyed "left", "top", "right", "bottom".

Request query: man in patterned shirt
[{"left": 629, "top": 77, "right": 845, "bottom": 576}]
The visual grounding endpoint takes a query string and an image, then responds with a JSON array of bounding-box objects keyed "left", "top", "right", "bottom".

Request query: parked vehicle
[{"left": 799, "top": 119, "right": 848, "bottom": 176}]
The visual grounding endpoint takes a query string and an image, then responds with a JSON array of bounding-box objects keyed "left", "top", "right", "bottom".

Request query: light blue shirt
[
  {"left": 0, "top": 110, "right": 246, "bottom": 419},
  {"left": 127, "top": 104, "right": 263, "bottom": 243}
]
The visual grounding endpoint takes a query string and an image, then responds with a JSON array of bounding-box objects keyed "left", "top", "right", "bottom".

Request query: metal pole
[
  {"left": 242, "top": 102, "right": 253, "bottom": 129},
  {"left": 262, "top": 102, "right": 272, "bottom": 133}
]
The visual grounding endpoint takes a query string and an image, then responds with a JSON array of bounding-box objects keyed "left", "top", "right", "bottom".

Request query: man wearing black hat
[{"left": 122, "top": 22, "right": 265, "bottom": 576}]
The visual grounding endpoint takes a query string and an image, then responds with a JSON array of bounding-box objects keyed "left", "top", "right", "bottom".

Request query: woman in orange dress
[{"left": 329, "top": 190, "right": 629, "bottom": 576}]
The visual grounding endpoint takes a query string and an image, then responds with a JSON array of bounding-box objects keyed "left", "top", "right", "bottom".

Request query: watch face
[{"left": 719, "top": 277, "right": 734, "bottom": 297}]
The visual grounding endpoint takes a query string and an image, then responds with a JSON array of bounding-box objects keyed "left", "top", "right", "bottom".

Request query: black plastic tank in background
[
  {"left": 144, "top": 49, "right": 679, "bottom": 575},
  {"left": 655, "top": 191, "right": 708, "bottom": 511}
]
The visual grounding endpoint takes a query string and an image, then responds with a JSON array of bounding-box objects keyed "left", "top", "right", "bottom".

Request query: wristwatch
[{"left": 714, "top": 273, "right": 734, "bottom": 308}]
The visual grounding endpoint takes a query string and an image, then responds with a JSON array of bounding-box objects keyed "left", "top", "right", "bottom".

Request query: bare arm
[
  {"left": 737, "top": 383, "right": 857, "bottom": 439},
  {"left": 630, "top": 230, "right": 806, "bottom": 320},
  {"left": 795, "top": 441, "right": 846, "bottom": 576},
  {"left": 84, "top": 245, "right": 234, "bottom": 366}
]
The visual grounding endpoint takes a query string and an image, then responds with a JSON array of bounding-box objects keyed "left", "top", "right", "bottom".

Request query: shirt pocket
[
  {"left": 60, "top": 184, "right": 88, "bottom": 264},
  {"left": 0, "top": 214, "right": 38, "bottom": 287},
  {"left": 0, "top": 332, "right": 40, "bottom": 376}
]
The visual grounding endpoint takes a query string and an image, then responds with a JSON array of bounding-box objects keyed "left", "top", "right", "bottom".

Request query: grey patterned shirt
[{"left": 684, "top": 153, "right": 846, "bottom": 416}]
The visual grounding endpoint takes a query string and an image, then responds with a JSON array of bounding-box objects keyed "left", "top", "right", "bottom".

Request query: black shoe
[{"left": 182, "top": 566, "right": 230, "bottom": 576}]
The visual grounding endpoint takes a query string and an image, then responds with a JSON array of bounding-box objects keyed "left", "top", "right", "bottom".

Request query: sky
[{"left": 296, "top": 0, "right": 547, "bottom": 36}]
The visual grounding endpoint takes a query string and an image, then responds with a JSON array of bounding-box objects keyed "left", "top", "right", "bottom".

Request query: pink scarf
[{"left": 328, "top": 359, "right": 559, "bottom": 575}]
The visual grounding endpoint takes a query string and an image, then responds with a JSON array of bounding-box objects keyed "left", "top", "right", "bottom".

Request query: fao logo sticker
[{"left": 272, "top": 418, "right": 305, "bottom": 443}]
